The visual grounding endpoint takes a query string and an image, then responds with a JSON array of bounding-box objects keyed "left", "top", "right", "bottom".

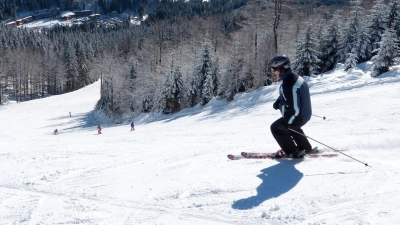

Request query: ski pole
[
  {"left": 312, "top": 114, "right": 326, "bottom": 120},
  {"left": 288, "top": 128, "right": 369, "bottom": 167}
]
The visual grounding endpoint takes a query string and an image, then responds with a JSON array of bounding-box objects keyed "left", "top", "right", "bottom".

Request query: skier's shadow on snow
[{"left": 232, "top": 160, "right": 303, "bottom": 210}]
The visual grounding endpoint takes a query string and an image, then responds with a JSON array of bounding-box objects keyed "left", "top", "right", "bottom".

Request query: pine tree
[
  {"left": 201, "top": 68, "right": 215, "bottom": 106},
  {"left": 211, "top": 54, "right": 220, "bottom": 97},
  {"left": 387, "top": 0, "right": 400, "bottom": 29},
  {"left": 222, "top": 61, "right": 236, "bottom": 101},
  {"left": 163, "top": 62, "right": 184, "bottom": 114},
  {"left": 64, "top": 42, "right": 77, "bottom": 92},
  {"left": 188, "top": 37, "right": 219, "bottom": 106},
  {"left": 320, "top": 15, "right": 340, "bottom": 72},
  {"left": 367, "top": 0, "right": 388, "bottom": 55},
  {"left": 386, "top": 0, "right": 400, "bottom": 48},
  {"left": 129, "top": 63, "right": 137, "bottom": 80},
  {"left": 187, "top": 72, "right": 198, "bottom": 108},
  {"left": 141, "top": 94, "right": 152, "bottom": 113},
  {"left": 242, "top": 61, "right": 255, "bottom": 91},
  {"left": 344, "top": 48, "right": 358, "bottom": 71},
  {"left": 75, "top": 41, "right": 90, "bottom": 88},
  {"left": 355, "top": 25, "right": 371, "bottom": 62},
  {"left": 337, "top": 0, "right": 371, "bottom": 64},
  {"left": 371, "top": 28, "right": 398, "bottom": 77},
  {"left": 221, "top": 49, "right": 244, "bottom": 100},
  {"left": 292, "top": 23, "right": 321, "bottom": 76}
]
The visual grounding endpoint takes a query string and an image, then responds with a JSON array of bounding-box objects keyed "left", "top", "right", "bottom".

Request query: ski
[
  {"left": 227, "top": 147, "right": 343, "bottom": 160},
  {"left": 227, "top": 152, "right": 339, "bottom": 160},
  {"left": 227, "top": 154, "right": 244, "bottom": 160}
]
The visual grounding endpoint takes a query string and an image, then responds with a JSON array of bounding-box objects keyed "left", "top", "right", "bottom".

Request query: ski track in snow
[{"left": 1, "top": 63, "right": 400, "bottom": 224}]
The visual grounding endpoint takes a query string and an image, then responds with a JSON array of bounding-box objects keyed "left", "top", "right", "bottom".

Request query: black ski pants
[{"left": 270, "top": 117, "right": 312, "bottom": 155}]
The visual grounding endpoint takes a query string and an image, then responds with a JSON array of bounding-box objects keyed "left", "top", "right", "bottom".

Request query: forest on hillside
[
  {"left": 0, "top": 0, "right": 399, "bottom": 123},
  {"left": 0, "top": 0, "right": 351, "bottom": 20}
]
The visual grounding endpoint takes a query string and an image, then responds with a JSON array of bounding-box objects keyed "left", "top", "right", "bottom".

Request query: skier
[
  {"left": 269, "top": 55, "right": 313, "bottom": 158},
  {"left": 69, "top": 112, "right": 71, "bottom": 117},
  {"left": 54, "top": 129, "right": 58, "bottom": 135},
  {"left": 97, "top": 124, "right": 102, "bottom": 134},
  {"left": 130, "top": 122, "right": 135, "bottom": 131}
]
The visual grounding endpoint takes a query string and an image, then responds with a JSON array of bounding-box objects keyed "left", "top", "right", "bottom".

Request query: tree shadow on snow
[
  {"left": 46, "top": 111, "right": 98, "bottom": 131},
  {"left": 232, "top": 160, "right": 303, "bottom": 210}
]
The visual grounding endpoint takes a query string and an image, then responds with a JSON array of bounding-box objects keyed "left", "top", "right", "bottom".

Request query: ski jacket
[{"left": 275, "top": 68, "right": 312, "bottom": 126}]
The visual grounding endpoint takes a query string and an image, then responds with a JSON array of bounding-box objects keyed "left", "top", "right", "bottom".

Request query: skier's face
[{"left": 271, "top": 67, "right": 282, "bottom": 78}]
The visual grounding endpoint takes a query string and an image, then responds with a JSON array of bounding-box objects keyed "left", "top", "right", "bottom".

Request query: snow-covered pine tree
[
  {"left": 367, "top": 0, "right": 388, "bottom": 56},
  {"left": 242, "top": 61, "right": 255, "bottom": 91},
  {"left": 126, "top": 59, "right": 138, "bottom": 109},
  {"left": 152, "top": 79, "right": 166, "bottom": 113},
  {"left": 163, "top": 63, "right": 184, "bottom": 114},
  {"left": 292, "top": 23, "right": 321, "bottom": 76},
  {"left": 387, "top": 0, "right": 400, "bottom": 28},
  {"left": 187, "top": 72, "right": 198, "bottom": 108},
  {"left": 75, "top": 41, "right": 90, "bottom": 88},
  {"left": 386, "top": 0, "right": 400, "bottom": 46},
  {"left": 211, "top": 54, "right": 220, "bottom": 97},
  {"left": 221, "top": 42, "right": 244, "bottom": 100},
  {"left": 344, "top": 48, "right": 358, "bottom": 71},
  {"left": 314, "top": 25, "right": 324, "bottom": 74},
  {"left": 221, "top": 60, "right": 236, "bottom": 101},
  {"left": 188, "top": 44, "right": 211, "bottom": 106},
  {"left": 337, "top": 0, "right": 371, "bottom": 64},
  {"left": 320, "top": 14, "right": 340, "bottom": 72},
  {"left": 141, "top": 94, "right": 153, "bottom": 113},
  {"left": 188, "top": 37, "right": 219, "bottom": 106},
  {"left": 129, "top": 62, "right": 137, "bottom": 80},
  {"left": 0, "top": 58, "right": 6, "bottom": 105},
  {"left": 64, "top": 42, "right": 78, "bottom": 92},
  {"left": 84, "top": 39, "right": 94, "bottom": 61},
  {"left": 337, "top": 22, "right": 356, "bottom": 63},
  {"left": 355, "top": 25, "right": 372, "bottom": 62},
  {"left": 371, "top": 28, "right": 398, "bottom": 77},
  {"left": 201, "top": 67, "right": 215, "bottom": 106}
]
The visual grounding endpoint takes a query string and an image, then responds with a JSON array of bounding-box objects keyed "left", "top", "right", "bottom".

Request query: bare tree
[
  {"left": 273, "top": 0, "right": 283, "bottom": 55},
  {"left": 152, "top": 19, "right": 167, "bottom": 65}
]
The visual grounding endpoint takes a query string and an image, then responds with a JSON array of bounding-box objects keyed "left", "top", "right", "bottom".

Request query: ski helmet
[{"left": 269, "top": 55, "right": 290, "bottom": 71}]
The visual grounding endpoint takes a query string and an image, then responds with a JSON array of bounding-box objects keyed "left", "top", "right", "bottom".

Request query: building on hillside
[
  {"left": 73, "top": 10, "right": 92, "bottom": 16},
  {"left": 16, "top": 19, "right": 24, "bottom": 25},
  {"left": 60, "top": 11, "right": 75, "bottom": 20},
  {"left": 7, "top": 21, "right": 17, "bottom": 27},
  {"left": 33, "top": 12, "right": 52, "bottom": 19},
  {"left": 89, "top": 14, "right": 100, "bottom": 20},
  {"left": 24, "top": 16, "right": 33, "bottom": 22}
]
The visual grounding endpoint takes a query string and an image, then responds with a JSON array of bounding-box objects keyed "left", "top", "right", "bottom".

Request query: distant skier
[
  {"left": 97, "top": 124, "right": 102, "bottom": 134},
  {"left": 54, "top": 129, "right": 58, "bottom": 135},
  {"left": 69, "top": 112, "right": 71, "bottom": 117},
  {"left": 269, "top": 55, "right": 313, "bottom": 158},
  {"left": 130, "top": 122, "right": 135, "bottom": 131}
]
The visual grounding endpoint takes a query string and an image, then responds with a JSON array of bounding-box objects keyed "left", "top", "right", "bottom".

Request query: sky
[{"left": 1, "top": 61, "right": 400, "bottom": 225}]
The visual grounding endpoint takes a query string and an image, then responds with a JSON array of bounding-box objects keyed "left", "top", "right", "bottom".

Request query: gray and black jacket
[{"left": 274, "top": 68, "right": 312, "bottom": 126}]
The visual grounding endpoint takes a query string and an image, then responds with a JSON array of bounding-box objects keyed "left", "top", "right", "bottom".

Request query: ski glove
[{"left": 273, "top": 99, "right": 280, "bottom": 110}]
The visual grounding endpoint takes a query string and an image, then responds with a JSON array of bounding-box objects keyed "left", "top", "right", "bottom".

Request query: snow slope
[{"left": 1, "top": 63, "right": 400, "bottom": 224}]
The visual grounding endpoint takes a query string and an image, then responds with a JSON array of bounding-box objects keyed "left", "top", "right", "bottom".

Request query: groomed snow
[{"left": 1, "top": 62, "right": 400, "bottom": 224}]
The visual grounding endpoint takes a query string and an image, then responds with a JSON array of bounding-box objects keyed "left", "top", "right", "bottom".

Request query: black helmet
[{"left": 269, "top": 55, "right": 290, "bottom": 71}]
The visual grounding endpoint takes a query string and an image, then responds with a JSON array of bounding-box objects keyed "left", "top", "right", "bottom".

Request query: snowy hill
[{"left": 1, "top": 62, "right": 400, "bottom": 224}]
